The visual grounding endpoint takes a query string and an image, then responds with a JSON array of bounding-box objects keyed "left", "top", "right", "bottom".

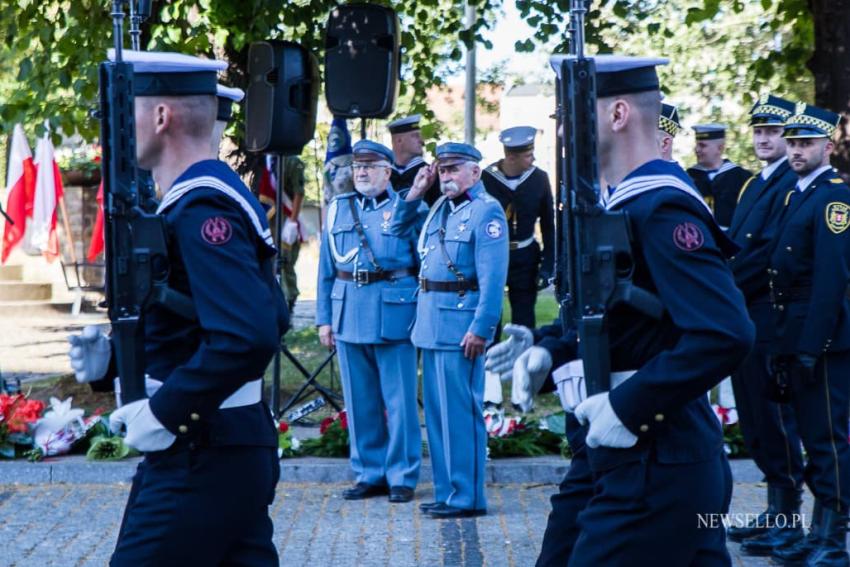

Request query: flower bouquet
[
  {"left": 0, "top": 393, "right": 45, "bottom": 458},
  {"left": 299, "top": 410, "right": 349, "bottom": 457},
  {"left": 276, "top": 420, "right": 301, "bottom": 458},
  {"left": 484, "top": 407, "right": 566, "bottom": 458}
]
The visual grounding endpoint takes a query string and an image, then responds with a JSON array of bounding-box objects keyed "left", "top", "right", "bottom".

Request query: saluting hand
[
  {"left": 406, "top": 162, "right": 437, "bottom": 202},
  {"left": 461, "top": 332, "right": 486, "bottom": 359}
]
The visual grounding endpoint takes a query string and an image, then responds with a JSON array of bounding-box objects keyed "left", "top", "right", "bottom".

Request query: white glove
[
  {"left": 511, "top": 346, "right": 553, "bottom": 413},
  {"left": 484, "top": 371, "right": 503, "bottom": 406},
  {"left": 67, "top": 325, "right": 111, "bottom": 384},
  {"left": 109, "top": 399, "right": 176, "bottom": 453},
  {"left": 485, "top": 324, "right": 534, "bottom": 381},
  {"left": 281, "top": 218, "right": 299, "bottom": 245},
  {"left": 574, "top": 392, "right": 638, "bottom": 449}
]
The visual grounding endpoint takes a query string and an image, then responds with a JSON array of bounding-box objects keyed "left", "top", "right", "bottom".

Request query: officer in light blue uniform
[
  {"left": 316, "top": 139, "right": 422, "bottom": 503},
  {"left": 394, "top": 142, "right": 509, "bottom": 518}
]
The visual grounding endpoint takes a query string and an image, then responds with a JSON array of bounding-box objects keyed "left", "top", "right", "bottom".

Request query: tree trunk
[{"left": 808, "top": 0, "right": 850, "bottom": 177}]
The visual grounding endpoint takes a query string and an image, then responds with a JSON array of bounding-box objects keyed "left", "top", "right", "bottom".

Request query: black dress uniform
[
  {"left": 535, "top": 56, "right": 754, "bottom": 567},
  {"left": 724, "top": 95, "right": 806, "bottom": 553},
  {"left": 766, "top": 103, "right": 850, "bottom": 567},
  {"left": 481, "top": 127, "right": 555, "bottom": 328},
  {"left": 687, "top": 125, "right": 753, "bottom": 229},
  {"left": 98, "top": 53, "right": 289, "bottom": 567}
]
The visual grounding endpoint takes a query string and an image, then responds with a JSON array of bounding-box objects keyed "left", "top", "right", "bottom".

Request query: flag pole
[{"left": 58, "top": 195, "right": 77, "bottom": 264}]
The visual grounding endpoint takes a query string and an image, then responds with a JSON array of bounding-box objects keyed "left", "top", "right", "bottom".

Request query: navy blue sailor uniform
[
  {"left": 394, "top": 179, "right": 509, "bottom": 512},
  {"left": 535, "top": 159, "right": 754, "bottom": 567},
  {"left": 391, "top": 157, "right": 441, "bottom": 208},
  {"left": 111, "top": 159, "right": 289, "bottom": 566},
  {"left": 481, "top": 160, "right": 554, "bottom": 328},
  {"left": 315, "top": 186, "right": 423, "bottom": 491}
]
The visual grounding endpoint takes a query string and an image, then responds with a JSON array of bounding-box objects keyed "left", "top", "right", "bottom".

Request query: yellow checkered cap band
[
  {"left": 751, "top": 104, "right": 792, "bottom": 121},
  {"left": 785, "top": 113, "right": 839, "bottom": 136},
  {"left": 658, "top": 115, "right": 681, "bottom": 136}
]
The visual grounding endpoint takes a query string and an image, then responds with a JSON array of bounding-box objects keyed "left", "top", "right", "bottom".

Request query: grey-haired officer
[
  {"left": 396, "top": 142, "right": 509, "bottom": 518},
  {"left": 68, "top": 50, "right": 288, "bottom": 566},
  {"left": 687, "top": 124, "right": 753, "bottom": 229},
  {"left": 724, "top": 94, "right": 805, "bottom": 557},
  {"left": 388, "top": 114, "right": 441, "bottom": 206},
  {"left": 657, "top": 102, "right": 682, "bottom": 162},
  {"left": 316, "top": 139, "right": 422, "bottom": 503},
  {"left": 481, "top": 126, "right": 555, "bottom": 328},
  {"left": 766, "top": 103, "right": 850, "bottom": 567}
]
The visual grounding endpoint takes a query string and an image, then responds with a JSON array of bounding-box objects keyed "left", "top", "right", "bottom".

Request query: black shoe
[
  {"left": 342, "top": 482, "right": 389, "bottom": 500},
  {"left": 772, "top": 501, "right": 823, "bottom": 566},
  {"left": 425, "top": 503, "right": 487, "bottom": 519},
  {"left": 727, "top": 511, "right": 771, "bottom": 542},
  {"left": 804, "top": 508, "right": 849, "bottom": 567},
  {"left": 419, "top": 501, "right": 442, "bottom": 512},
  {"left": 740, "top": 526, "right": 804, "bottom": 556},
  {"left": 388, "top": 486, "right": 414, "bottom": 503}
]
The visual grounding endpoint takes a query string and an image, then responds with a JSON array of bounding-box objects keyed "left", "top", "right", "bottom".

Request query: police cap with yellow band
[
  {"left": 107, "top": 49, "right": 226, "bottom": 97},
  {"left": 749, "top": 93, "right": 795, "bottom": 126},
  {"left": 659, "top": 103, "right": 682, "bottom": 137},
  {"left": 783, "top": 102, "right": 842, "bottom": 139}
]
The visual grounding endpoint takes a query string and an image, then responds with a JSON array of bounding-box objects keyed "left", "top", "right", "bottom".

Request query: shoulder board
[{"left": 158, "top": 175, "right": 273, "bottom": 247}]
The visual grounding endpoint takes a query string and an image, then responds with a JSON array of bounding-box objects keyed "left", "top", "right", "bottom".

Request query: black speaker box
[
  {"left": 324, "top": 3, "right": 399, "bottom": 118},
  {"left": 245, "top": 40, "right": 319, "bottom": 155}
]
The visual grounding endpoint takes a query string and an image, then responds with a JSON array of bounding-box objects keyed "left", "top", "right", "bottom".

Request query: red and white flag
[
  {"left": 30, "top": 132, "right": 65, "bottom": 263},
  {"left": 86, "top": 180, "right": 104, "bottom": 262},
  {"left": 1, "top": 124, "right": 36, "bottom": 264}
]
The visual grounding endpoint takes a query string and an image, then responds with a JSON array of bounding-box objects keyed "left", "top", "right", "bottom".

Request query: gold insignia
[
  {"left": 825, "top": 202, "right": 850, "bottom": 234},
  {"left": 759, "top": 93, "right": 770, "bottom": 104},
  {"left": 795, "top": 101, "right": 807, "bottom": 115}
]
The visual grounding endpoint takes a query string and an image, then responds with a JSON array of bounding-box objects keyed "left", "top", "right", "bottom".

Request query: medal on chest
[{"left": 382, "top": 210, "right": 392, "bottom": 231}]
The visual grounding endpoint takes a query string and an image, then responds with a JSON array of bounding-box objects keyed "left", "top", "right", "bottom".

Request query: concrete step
[
  {"left": 0, "top": 299, "right": 100, "bottom": 317},
  {"left": 0, "top": 282, "right": 53, "bottom": 301},
  {"left": 0, "top": 265, "right": 23, "bottom": 281}
]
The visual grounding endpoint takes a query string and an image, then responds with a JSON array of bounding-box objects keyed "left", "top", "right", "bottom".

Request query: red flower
[
  {"left": 339, "top": 411, "right": 348, "bottom": 430},
  {"left": 1, "top": 396, "right": 44, "bottom": 433},
  {"left": 278, "top": 421, "right": 289, "bottom": 434},
  {"left": 319, "top": 416, "right": 334, "bottom": 435}
]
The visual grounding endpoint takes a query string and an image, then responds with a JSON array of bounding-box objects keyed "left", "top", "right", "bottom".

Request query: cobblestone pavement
[{"left": 0, "top": 478, "right": 816, "bottom": 566}]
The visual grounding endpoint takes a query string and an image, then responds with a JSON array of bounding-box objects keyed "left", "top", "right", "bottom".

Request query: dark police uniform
[
  {"left": 481, "top": 126, "right": 555, "bottom": 328},
  {"left": 687, "top": 125, "right": 753, "bottom": 229},
  {"left": 724, "top": 95, "right": 806, "bottom": 553},
  {"left": 535, "top": 53, "right": 753, "bottom": 567},
  {"left": 97, "top": 53, "right": 288, "bottom": 567},
  {"left": 766, "top": 102, "right": 850, "bottom": 566}
]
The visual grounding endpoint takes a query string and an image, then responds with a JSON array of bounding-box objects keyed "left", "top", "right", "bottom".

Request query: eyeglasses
[{"left": 352, "top": 163, "right": 389, "bottom": 172}]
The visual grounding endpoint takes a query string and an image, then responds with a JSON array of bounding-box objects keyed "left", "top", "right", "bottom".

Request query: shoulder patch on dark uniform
[
  {"left": 673, "top": 222, "right": 704, "bottom": 251},
  {"left": 201, "top": 216, "right": 233, "bottom": 245},
  {"left": 825, "top": 202, "right": 850, "bottom": 234}
]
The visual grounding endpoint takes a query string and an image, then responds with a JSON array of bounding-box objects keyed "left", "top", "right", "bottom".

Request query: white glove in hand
[
  {"left": 109, "top": 399, "right": 176, "bottom": 453},
  {"left": 281, "top": 218, "right": 299, "bottom": 245},
  {"left": 574, "top": 392, "right": 638, "bottom": 449},
  {"left": 510, "top": 346, "right": 553, "bottom": 413},
  {"left": 484, "top": 324, "right": 534, "bottom": 381},
  {"left": 67, "top": 325, "right": 111, "bottom": 384}
]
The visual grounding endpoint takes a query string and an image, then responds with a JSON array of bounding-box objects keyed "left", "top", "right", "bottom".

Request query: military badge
[
  {"left": 825, "top": 202, "right": 850, "bottom": 234},
  {"left": 673, "top": 222, "right": 704, "bottom": 251},
  {"left": 795, "top": 101, "right": 807, "bottom": 115},
  {"left": 486, "top": 220, "right": 503, "bottom": 239},
  {"left": 382, "top": 210, "right": 392, "bottom": 230},
  {"left": 201, "top": 216, "right": 232, "bottom": 245},
  {"left": 759, "top": 92, "right": 770, "bottom": 105}
]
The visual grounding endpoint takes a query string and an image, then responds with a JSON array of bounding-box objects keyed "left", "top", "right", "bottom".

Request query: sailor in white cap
[{"left": 69, "top": 50, "right": 288, "bottom": 566}]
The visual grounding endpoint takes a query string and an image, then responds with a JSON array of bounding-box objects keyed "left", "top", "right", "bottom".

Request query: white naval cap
[
  {"left": 387, "top": 114, "right": 422, "bottom": 134},
  {"left": 107, "top": 49, "right": 226, "bottom": 96}
]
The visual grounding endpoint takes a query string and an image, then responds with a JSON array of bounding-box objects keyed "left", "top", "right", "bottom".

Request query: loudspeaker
[
  {"left": 245, "top": 40, "right": 319, "bottom": 155},
  {"left": 324, "top": 3, "right": 399, "bottom": 118}
]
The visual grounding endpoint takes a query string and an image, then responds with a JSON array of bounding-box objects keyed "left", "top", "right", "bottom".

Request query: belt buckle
[
  {"left": 509, "top": 242, "right": 519, "bottom": 250},
  {"left": 418, "top": 277, "right": 428, "bottom": 292},
  {"left": 354, "top": 269, "right": 370, "bottom": 285}
]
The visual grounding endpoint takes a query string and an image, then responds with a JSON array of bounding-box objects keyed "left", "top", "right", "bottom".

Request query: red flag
[
  {"left": 1, "top": 125, "right": 36, "bottom": 264},
  {"left": 31, "top": 133, "right": 65, "bottom": 263},
  {"left": 86, "top": 180, "right": 105, "bottom": 262}
]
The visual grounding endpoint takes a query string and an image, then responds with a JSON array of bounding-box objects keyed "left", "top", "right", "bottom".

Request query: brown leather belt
[
  {"left": 336, "top": 268, "right": 418, "bottom": 285},
  {"left": 418, "top": 277, "right": 479, "bottom": 293}
]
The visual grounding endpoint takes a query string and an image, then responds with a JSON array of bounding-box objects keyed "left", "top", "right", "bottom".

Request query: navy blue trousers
[
  {"left": 788, "top": 350, "right": 850, "bottom": 513},
  {"left": 537, "top": 415, "right": 733, "bottom": 566},
  {"left": 111, "top": 442, "right": 280, "bottom": 566},
  {"left": 730, "top": 350, "right": 804, "bottom": 489}
]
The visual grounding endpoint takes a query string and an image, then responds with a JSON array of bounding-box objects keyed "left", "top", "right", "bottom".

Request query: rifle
[
  {"left": 553, "top": 0, "right": 662, "bottom": 396},
  {"left": 99, "top": 0, "right": 192, "bottom": 403}
]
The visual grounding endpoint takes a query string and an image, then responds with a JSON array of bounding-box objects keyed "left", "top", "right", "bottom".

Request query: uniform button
[
  {"left": 363, "top": 224, "right": 369, "bottom": 229},
  {"left": 457, "top": 303, "right": 464, "bottom": 308},
  {"left": 655, "top": 414, "right": 664, "bottom": 422},
  {"left": 786, "top": 246, "right": 792, "bottom": 252},
  {"left": 639, "top": 424, "right": 650, "bottom": 433},
  {"left": 746, "top": 233, "right": 753, "bottom": 239},
  {"left": 178, "top": 425, "right": 189, "bottom": 434},
  {"left": 430, "top": 245, "right": 436, "bottom": 250},
  {"left": 422, "top": 264, "right": 428, "bottom": 269},
  {"left": 190, "top": 413, "right": 200, "bottom": 422},
  {"left": 778, "top": 305, "right": 785, "bottom": 311},
  {"left": 730, "top": 256, "right": 736, "bottom": 261}
]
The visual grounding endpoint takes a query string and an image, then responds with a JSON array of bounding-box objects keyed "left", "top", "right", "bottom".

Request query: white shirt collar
[
  {"left": 760, "top": 156, "right": 787, "bottom": 180},
  {"left": 796, "top": 165, "right": 833, "bottom": 192}
]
